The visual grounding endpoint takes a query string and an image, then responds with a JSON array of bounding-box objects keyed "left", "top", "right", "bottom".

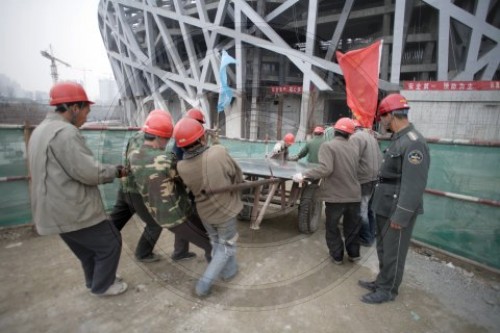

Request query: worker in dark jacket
[
  {"left": 350, "top": 120, "right": 382, "bottom": 246},
  {"left": 359, "top": 93, "right": 430, "bottom": 304},
  {"left": 293, "top": 118, "right": 361, "bottom": 264}
]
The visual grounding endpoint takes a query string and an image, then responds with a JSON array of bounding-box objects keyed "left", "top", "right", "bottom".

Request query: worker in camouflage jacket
[
  {"left": 359, "top": 94, "right": 430, "bottom": 304},
  {"left": 124, "top": 110, "right": 212, "bottom": 262}
]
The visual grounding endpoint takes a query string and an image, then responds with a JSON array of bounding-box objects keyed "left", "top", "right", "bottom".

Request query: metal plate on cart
[{"left": 234, "top": 158, "right": 319, "bottom": 180}]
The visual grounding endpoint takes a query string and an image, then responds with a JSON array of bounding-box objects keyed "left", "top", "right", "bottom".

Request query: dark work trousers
[
  {"left": 359, "top": 181, "right": 376, "bottom": 244},
  {"left": 111, "top": 188, "right": 177, "bottom": 260},
  {"left": 324, "top": 202, "right": 361, "bottom": 260},
  {"left": 59, "top": 220, "right": 122, "bottom": 294},
  {"left": 170, "top": 213, "right": 212, "bottom": 262},
  {"left": 375, "top": 214, "right": 417, "bottom": 296}
]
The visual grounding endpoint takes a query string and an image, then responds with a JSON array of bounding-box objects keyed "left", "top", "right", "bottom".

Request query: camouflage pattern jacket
[
  {"left": 128, "top": 144, "right": 193, "bottom": 229},
  {"left": 121, "top": 131, "right": 144, "bottom": 194}
]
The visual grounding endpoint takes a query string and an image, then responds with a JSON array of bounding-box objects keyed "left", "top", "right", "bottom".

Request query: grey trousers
[{"left": 375, "top": 214, "right": 417, "bottom": 296}]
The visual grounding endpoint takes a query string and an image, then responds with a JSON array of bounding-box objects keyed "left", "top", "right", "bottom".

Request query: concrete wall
[{"left": 404, "top": 90, "right": 500, "bottom": 141}]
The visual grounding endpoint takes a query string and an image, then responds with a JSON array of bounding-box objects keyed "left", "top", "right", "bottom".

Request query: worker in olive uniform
[
  {"left": 289, "top": 126, "right": 325, "bottom": 163},
  {"left": 359, "top": 93, "right": 430, "bottom": 304}
]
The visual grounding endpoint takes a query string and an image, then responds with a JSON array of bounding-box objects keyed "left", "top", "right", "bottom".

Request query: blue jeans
[{"left": 196, "top": 218, "right": 238, "bottom": 296}]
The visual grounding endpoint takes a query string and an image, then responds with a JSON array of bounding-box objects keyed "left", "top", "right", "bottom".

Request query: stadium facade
[{"left": 97, "top": 0, "right": 499, "bottom": 140}]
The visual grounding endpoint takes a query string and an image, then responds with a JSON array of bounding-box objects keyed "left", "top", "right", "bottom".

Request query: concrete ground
[{"left": 1, "top": 212, "right": 499, "bottom": 333}]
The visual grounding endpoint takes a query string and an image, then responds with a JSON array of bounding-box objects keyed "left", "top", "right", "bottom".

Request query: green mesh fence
[
  {"left": 0, "top": 128, "right": 499, "bottom": 269},
  {"left": 0, "top": 128, "right": 31, "bottom": 227}
]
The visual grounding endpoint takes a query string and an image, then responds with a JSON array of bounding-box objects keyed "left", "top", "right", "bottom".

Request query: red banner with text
[
  {"left": 269, "top": 85, "right": 303, "bottom": 94},
  {"left": 403, "top": 81, "right": 500, "bottom": 91}
]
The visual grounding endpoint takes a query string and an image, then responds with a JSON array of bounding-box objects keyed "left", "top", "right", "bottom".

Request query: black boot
[{"left": 358, "top": 280, "right": 377, "bottom": 292}]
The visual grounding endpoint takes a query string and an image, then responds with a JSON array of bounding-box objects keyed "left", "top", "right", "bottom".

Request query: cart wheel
[
  {"left": 238, "top": 190, "right": 253, "bottom": 221},
  {"left": 298, "top": 183, "right": 321, "bottom": 234},
  {"left": 238, "top": 204, "right": 253, "bottom": 221}
]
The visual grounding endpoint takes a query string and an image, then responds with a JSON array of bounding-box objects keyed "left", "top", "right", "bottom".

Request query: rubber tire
[
  {"left": 238, "top": 204, "right": 253, "bottom": 221},
  {"left": 238, "top": 188, "right": 253, "bottom": 221},
  {"left": 298, "top": 183, "right": 321, "bottom": 234}
]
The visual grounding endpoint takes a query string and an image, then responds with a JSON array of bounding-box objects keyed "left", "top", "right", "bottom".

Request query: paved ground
[{"left": 1, "top": 212, "right": 499, "bottom": 333}]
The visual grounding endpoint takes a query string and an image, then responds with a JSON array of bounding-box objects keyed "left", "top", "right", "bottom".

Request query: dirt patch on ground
[{"left": 1, "top": 220, "right": 499, "bottom": 333}]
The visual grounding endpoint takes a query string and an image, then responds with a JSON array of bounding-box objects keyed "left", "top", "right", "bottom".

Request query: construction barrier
[{"left": 0, "top": 126, "right": 499, "bottom": 270}]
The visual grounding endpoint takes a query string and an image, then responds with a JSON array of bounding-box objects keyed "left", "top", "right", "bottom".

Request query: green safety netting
[{"left": 0, "top": 128, "right": 499, "bottom": 269}]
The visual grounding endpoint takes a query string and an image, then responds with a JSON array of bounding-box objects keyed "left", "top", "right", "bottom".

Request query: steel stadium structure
[{"left": 98, "top": 0, "right": 499, "bottom": 139}]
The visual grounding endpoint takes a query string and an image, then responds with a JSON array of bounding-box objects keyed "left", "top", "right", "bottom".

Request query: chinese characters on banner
[
  {"left": 403, "top": 81, "right": 500, "bottom": 91},
  {"left": 269, "top": 85, "right": 303, "bottom": 94}
]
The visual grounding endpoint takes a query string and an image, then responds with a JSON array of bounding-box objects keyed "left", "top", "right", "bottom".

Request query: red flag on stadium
[{"left": 336, "top": 40, "right": 382, "bottom": 128}]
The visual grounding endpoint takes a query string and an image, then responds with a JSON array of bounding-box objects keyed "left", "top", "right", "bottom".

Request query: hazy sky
[{"left": 0, "top": 0, "right": 113, "bottom": 100}]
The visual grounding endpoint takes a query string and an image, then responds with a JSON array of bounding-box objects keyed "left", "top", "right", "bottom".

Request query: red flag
[{"left": 336, "top": 40, "right": 382, "bottom": 128}]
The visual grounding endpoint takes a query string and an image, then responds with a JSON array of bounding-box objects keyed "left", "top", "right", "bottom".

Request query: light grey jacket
[
  {"left": 28, "top": 112, "right": 117, "bottom": 235},
  {"left": 304, "top": 136, "right": 361, "bottom": 203},
  {"left": 350, "top": 129, "right": 382, "bottom": 184}
]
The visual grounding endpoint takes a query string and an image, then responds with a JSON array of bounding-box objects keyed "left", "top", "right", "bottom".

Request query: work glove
[
  {"left": 292, "top": 172, "right": 304, "bottom": 183},
  {"left": 272, "top": 142, "right": 284, "bottom": 154},
  {"left": 115, "top": 165, "right": 128, "bottom": 178}
]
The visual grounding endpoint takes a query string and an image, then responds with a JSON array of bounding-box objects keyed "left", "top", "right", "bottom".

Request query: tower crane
[{"left": 40, "top": 46, "right": 71, "bottom": 85}]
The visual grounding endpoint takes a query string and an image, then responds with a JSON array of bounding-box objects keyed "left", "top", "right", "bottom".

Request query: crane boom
[{"left": 40, "top": 48, "right": 71, "bottom": 84}]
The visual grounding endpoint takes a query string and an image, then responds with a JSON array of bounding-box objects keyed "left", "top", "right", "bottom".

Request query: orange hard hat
[
  {"left": 142, "top": 109, "right": 174, "bottom": 138},
  {"left": 334, "top": 117, "right": 355, "bottom": 134},
  {"left": 173, "top": 117, "right": 205, "bottom": 147},
  {"left": 185, "top": 108, "right": 206, "bottom": 124},
  {"left": 283, "top": 133, "right": 295, "bottom": 145},
  {"left": 49, "top": 81, "right": 94, "bottom": 106},
  {"left": 313, "top": 126, "right": 324, "bottom": 134},
  {"left": 377, "top": 93, "right": 410, "bottom": 120}
]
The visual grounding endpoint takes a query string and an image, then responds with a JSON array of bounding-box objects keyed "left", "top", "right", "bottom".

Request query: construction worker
[
  {"left": 359, "top": 93, "right": 430, "bottom": 304},
  {"left": 28, "top": 81, "right": 128, "bottom": 296},
  {"left": 172, "top": 108, "right": 219, "bottom": 160},
  {"left": 293, "top": 118, "right": 361, "bottom": 264},
  {"left": 174, "top": 117, "right": 243, "bottom": 297},
  {"left": 125, "top": 110, "right": 212, "bottom": 262},
  {"left": 269, "top": 133, "right": 295, "bottom": 161},
  {"left": 350, "top": 119, "right": 382, "bottom": 246},
  {"left": 289, "top": 126, "right": 325, "bottom": 163},
  {"left": 110, "top": 109, "right": 200, "bottom": 262}
]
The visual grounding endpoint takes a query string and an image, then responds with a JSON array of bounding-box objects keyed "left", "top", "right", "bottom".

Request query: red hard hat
[
  {"left": 378, "top": 93, "right": 410, "bottom": 118},
  {"left": 334, "top": 117, "right": 355, "bottom": 134},
  {"left": 142, "top": 109, "right": 174, "bottom": 138},
  {"left": 173, "top": 117, "right": 205, "bottom": 147},
  {"left": 185, "top": 108, "right": 206, "bottom": 124},
  {"left": 313, "top": 126, "right": 324, "bottom": 134},
  {"left": 49, "top": 81, "right": 94, "bottom": 106},
  {"left": 283, "top": 133, "right": 295, "bottom": 145}
]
